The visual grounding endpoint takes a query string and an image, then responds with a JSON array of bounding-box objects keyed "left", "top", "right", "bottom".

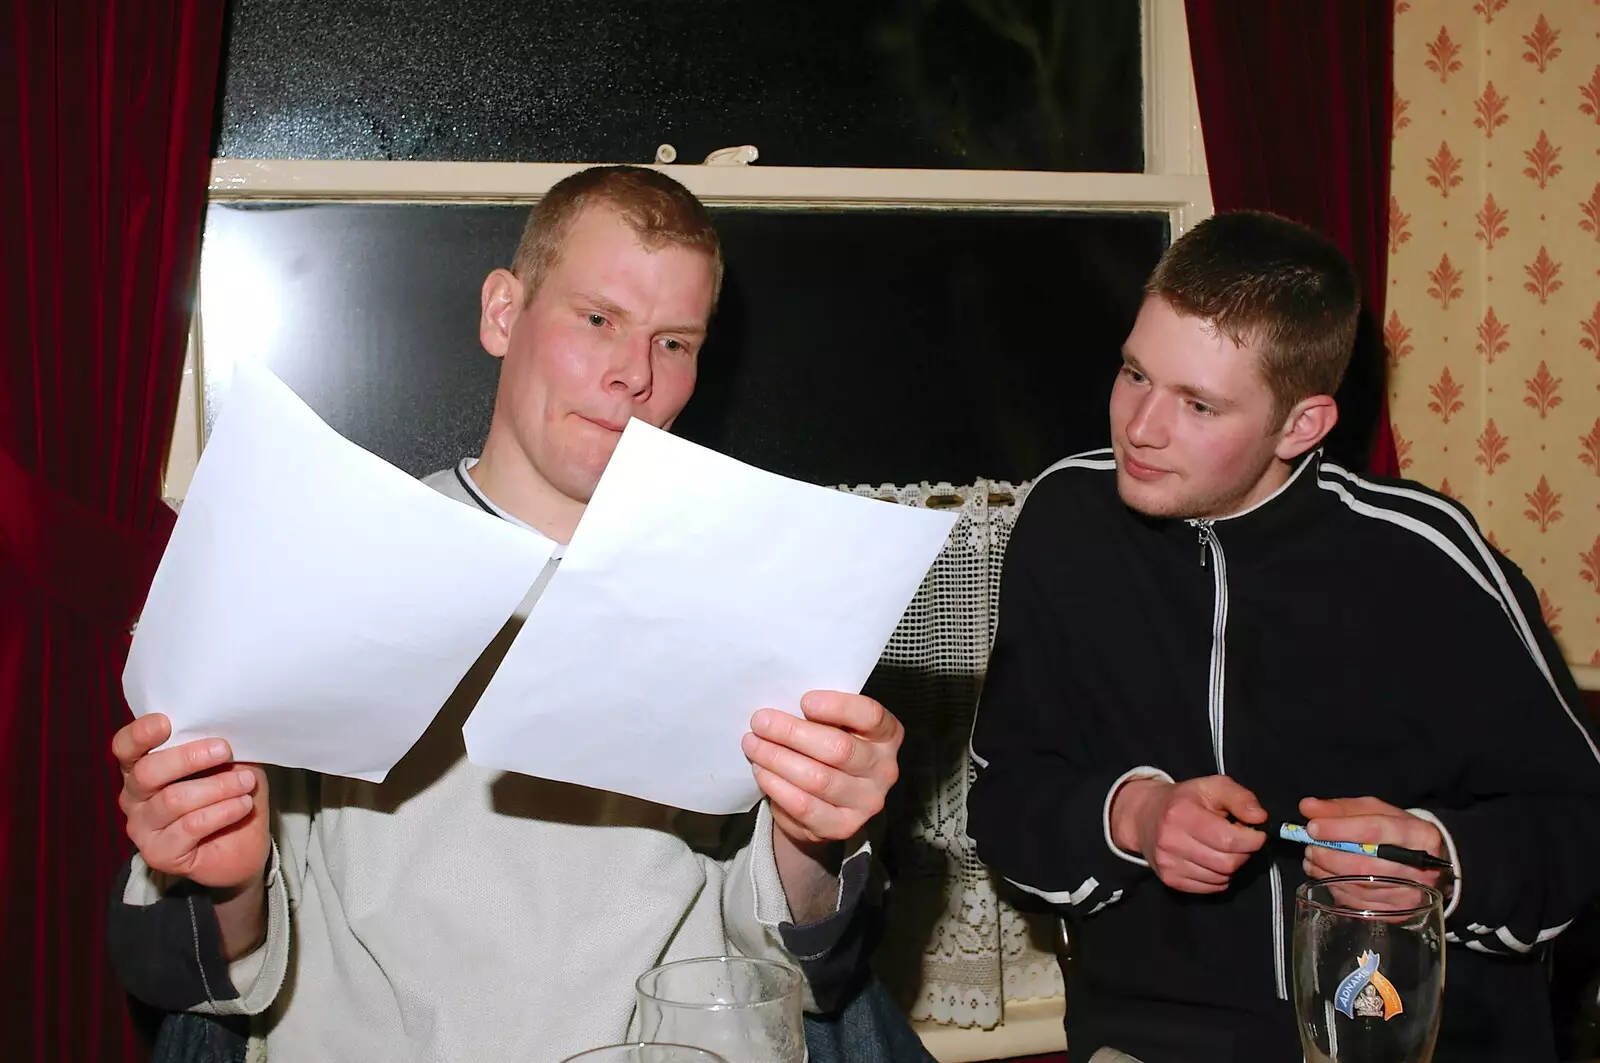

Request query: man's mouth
[{"left": 1120, "top": 452, "right": 1172, "bottom": 481}]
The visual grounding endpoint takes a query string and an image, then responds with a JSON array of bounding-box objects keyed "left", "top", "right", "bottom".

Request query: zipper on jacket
[
  {"left": 1189, "top": 518, "right": 1290, "bottom": 1001},
  {"left": 1190, "top": 519, "right": 1226, "bottom": 771}
]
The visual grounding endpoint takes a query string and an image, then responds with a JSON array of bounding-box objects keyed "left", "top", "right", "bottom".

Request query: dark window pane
[
  {"left": 680, "top": 209, "right": 1165, "bottom": 483},
  {"left": 218, "top": 0, "right": 1143, "bottom": 172},
  {"left": 199, "top": 203, "right": 1166, "bottom": 483}
]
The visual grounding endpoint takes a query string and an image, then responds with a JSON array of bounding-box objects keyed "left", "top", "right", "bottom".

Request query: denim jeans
[
  {"left": 150, "top": 1012, "right": 248, "bottom": 1063},
  {"left": 802, "top": 976, "right": 937, "bottom": 1063}
]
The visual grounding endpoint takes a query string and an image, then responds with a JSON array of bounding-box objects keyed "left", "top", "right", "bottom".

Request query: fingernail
[
  {"left": 238, "top": 793, "right": 253, "bottom": 811},
  {"left": 741, "top": 733, "right": 759, "bottom": 756},
  {"left": 1306, "top": 822, "right": 1320, "bottom": 839},
  {"left": 235, "top": 769, "right": 254, "bottom": 789},
  {"left": 208, "top": 740, "right": 228, "bottom": 760}
]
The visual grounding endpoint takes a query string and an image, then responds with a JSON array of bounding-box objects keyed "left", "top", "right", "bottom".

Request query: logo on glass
[{"left": 1334, "top": 950, "right": 1404, "bottom": 1021}]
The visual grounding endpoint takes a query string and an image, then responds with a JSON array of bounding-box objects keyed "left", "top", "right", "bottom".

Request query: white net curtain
[{"left": 843, "top": 478, "right": 1064, "bottom": 1030}]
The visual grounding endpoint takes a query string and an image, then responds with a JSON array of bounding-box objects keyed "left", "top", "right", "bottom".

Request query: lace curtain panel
[{"left": 847, "top": 479, "right": 1063, "bottom": 1030}]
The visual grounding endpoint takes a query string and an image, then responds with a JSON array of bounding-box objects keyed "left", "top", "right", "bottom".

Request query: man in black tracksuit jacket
[{"left": 967, "top": 212, "right": 1600, "bottom": 1062}]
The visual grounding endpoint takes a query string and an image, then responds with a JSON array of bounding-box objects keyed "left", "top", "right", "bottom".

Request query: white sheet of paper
[
  {"left": 123, "top": 363, "right": 554, "bottom": 782},
  {"left": 462, "top": 420, "right": 957, "bottom": 814}
]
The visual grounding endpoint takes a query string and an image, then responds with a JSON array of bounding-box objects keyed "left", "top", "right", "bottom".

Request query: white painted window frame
[{"left": 164, "top": 0, "right": 1211, "bottom": 518}]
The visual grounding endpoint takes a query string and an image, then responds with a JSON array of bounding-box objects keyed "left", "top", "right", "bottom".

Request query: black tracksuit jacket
[{"left": 967, "top": 449, "right": 1600, "bottom": 1062}]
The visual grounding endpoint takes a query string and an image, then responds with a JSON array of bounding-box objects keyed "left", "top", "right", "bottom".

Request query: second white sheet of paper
[{"left": 463, "top": 420, "right": 957, "bottom": 814}]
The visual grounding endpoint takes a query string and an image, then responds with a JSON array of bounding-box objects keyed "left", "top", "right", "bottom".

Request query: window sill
[{"left": 914, "top": 996, "right": 1066, "bottom": 1062}]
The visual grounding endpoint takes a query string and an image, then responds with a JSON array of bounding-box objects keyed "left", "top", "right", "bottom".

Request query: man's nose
[
  {"left": 606, "top": 333, "right": 652, "bottom": 398},
  {"left": 1124, "top": 393, "right": 1168, "bottom": 448}
]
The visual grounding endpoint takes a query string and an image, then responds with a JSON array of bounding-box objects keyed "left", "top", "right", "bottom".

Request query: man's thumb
[{"left": 1206, "top": 776, "right": 1267, "bottom": 824}]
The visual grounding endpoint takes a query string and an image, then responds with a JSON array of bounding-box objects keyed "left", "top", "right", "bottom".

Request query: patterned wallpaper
[{"left": 1388, "top": 0, "right": 1600, "bottom": 670}]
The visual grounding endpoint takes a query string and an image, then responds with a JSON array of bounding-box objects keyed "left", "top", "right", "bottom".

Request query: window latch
[{"left": 653, "top": 143, "right": 760, "bottom": 166}]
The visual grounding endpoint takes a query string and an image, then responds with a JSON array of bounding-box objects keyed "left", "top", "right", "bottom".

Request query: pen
[{"left": 1273, "top": 820, "right": 1454, "bottom": 873}]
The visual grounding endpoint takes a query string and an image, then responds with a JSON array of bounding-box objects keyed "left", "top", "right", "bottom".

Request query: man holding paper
[{"left": 109, "top": 166, "right": 908, "bottom": 1059}]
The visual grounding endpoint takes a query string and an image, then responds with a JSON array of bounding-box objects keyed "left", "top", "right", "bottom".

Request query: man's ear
[
  {"left": 1275, "top": 394, "right": 1339, "bottom": 461},
  {"left": 479, "top": 269, "right": 525, "bottom": 360}
]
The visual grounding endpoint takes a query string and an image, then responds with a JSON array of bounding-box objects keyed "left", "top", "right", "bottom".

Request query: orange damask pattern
[{"left": 1389, "top": 2, "right": 1600, "bottom": 670}]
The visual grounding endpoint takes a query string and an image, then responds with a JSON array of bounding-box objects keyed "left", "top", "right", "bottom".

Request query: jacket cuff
[
  {"left": 776, "top": 845, "right": 875, "bottom": 1014},
  {"left": 777, "top": 842, "right": 872, "bottom": 948},
  {"left": 746, "top": 800, "right": 793, "bottom": 928},
  {"left": 1103, "top": 766, "right": 1174, "bottom": 868},
  {"left": 218, "top": 839, "right": 290, "bottom": 1016},
  {"left": 1407, "top": 807, "right": 1461, "bottom": 919}
]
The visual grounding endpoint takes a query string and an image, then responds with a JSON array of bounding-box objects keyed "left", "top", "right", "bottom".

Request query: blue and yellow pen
[{"left": 1274, "top": 820, "right": 1453, "bottom": 873}]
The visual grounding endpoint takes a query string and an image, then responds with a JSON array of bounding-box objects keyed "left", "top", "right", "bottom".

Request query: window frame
[{"left": 163, "top": 0, "right": 1210, "bottom": 500}]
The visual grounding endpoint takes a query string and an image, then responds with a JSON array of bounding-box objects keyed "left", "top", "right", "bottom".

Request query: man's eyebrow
[
  {"left": 572, "top": 292, "right": 706, "bottom": 338},
  {"left": 1172, "top": 382, "right": 1235, "bottom": 409},
  {"left": 572, "top": 291, "right": 632, "bottom": 322},
  {"left": 1120, "top": 350, "right": 1235, "bottom": 409}
]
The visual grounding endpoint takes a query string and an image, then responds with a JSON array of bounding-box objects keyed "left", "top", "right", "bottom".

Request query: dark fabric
[
  {"left": 1184, "top": 0, "right": 1399, "bottom": 477},
  {"left": 0, "top": 2, "right": 224, "bottom": 1059},
  {"left": 967, "top": 453, "right": 1600, "bottom": 1063},
  {"left": 107, "top": 861, "right": 241, "bottom": 1014}
]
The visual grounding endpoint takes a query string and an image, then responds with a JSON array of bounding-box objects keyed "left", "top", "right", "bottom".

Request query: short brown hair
[
  {"left": 1146, "top": 211, "right": 1360, "bottom": 425},
  {"left": 511, "top": 165, "right": 723, "bottom": 307}
]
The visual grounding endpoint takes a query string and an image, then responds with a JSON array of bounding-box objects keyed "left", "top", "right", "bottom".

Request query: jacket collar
[
  {"left": 1188, "top": 450, "right": 1329, "bottom": 561},
  {"left": 1130, "top": 450, "right": 1330, "bottom": 564}
]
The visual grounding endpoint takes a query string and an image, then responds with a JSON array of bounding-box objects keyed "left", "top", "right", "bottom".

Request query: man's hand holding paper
[{"left": 744, "top": 691, "right": 902, "bottom": 847}]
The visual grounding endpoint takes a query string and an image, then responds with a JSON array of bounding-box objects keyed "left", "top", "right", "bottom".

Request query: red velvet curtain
[
  {"left": 0, "top": 2, "right": 224, "bottom": 1059},
  {"left": 1185, "top": 0, "right": 1400, "bottom": 476}
]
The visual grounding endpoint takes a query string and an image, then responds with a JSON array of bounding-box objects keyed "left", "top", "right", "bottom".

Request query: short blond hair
[{"left": 511, "top": 165, "right": 723, "bottom": 307}]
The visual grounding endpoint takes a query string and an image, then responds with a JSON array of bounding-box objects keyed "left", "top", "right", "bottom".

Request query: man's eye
[
  {"left": 662, "top": 338, "right": 683, "bottom": 352},
  {"left": 1121, "top": 366, "right": 1145, "bottom": 383},
  {"left": 587, "top": 313, "right": 607, "bottom": 327},
  {"left": 1191, "top": 401, "right": 1214, "bottom": 416}
]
